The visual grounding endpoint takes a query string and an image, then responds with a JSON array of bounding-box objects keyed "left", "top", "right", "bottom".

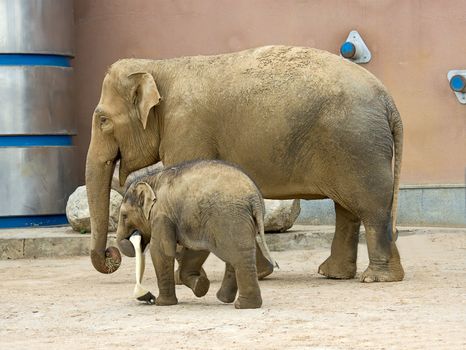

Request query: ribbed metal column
[{"left": 0, "top": 0, "right": 76, "bottom": 227}]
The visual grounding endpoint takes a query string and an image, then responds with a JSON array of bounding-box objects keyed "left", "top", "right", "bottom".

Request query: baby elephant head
[{"left": 116, "top": 182, "right": 156, "bottom": 257}]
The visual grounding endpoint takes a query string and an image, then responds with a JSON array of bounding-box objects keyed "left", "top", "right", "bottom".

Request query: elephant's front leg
[
  {"left": 318, "top": 202, "right": 360, "bottom": 279},
  {"left": 151, "top": 246, "right": 177, "bottom": 305},
  {"left": 150, "top": 218, "right": 178, "bottom": 306}
]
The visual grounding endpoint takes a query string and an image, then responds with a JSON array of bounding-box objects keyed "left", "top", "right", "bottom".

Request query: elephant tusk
[{"left": 129, "top": 231, "right": 155, "bottom": 304}]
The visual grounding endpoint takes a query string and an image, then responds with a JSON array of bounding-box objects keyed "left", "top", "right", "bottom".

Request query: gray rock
[
  {"left": 66, "top": 186, "right": 122, "bottom": 233},
  {"left": 264, "top": 199, "right": 301, "bottom": 233}
]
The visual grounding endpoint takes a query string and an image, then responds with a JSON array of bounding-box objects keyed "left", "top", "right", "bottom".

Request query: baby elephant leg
[
  {"left": 179, "top": 248, "right": 210, "bottom": 297},
  {"left": 175, "top": 246, "right": 209, "bottom": 285},
  {"left": 216, "top": 263, "right": 238, "bottom": 303},
  {"left": 150, "top": 217, "right": 178, "bottom": 306},
  {"left": 234, "top": 260, "right": 262, "bottom": 309},
  {"left": 256, "top": 242, "right": 274, "bottom": 280},
  {"left": 150, "top": 246, "right": 178, "bottom": 306}
]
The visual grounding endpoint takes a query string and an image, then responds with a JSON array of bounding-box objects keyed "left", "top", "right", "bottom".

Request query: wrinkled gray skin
[
  {"left": 111, "top": 161, "right": 230, "bottom": 285},
  {"left": 116, "top": 160, "right": 275, "bottom": 309},
  {"left": 86, "top": 45, "right": 403, "bottom": 283},
  {"left": 111, "top": 161, "right": 164, "bottom": 195}
]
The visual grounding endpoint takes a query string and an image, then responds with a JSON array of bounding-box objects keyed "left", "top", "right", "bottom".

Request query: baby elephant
[{"left": 116, "top": 160, "right": 276, "bottom": 309}]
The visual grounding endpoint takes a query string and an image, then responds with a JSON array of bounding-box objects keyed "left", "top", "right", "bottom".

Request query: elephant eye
[
  {"left": 99, "top": 116, "right": 108, "bottom": 125},
  {"left": 99, "top": 116, "right": 114, "bottom": 134}
]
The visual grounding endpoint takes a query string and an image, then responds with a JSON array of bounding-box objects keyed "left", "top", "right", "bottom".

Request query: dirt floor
[{"left": 1, "top": 230, "right": 465, "bottom": 350}]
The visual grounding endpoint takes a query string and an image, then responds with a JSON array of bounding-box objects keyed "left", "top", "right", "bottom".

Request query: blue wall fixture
[
  {"left": 0, "top": 136, "right": 73, "bottom": 147},
  {"left": 447, "top": 70, "right": 466, "bottom": 104},
  {"left": 339, "top": 30, "right": 371, "bottom": 64},
  {"left": 0, "top": 54, "right": 71, "bottom": 67},
  {"left": 0, "top": 215, "right": 69, "bottom": 229}
]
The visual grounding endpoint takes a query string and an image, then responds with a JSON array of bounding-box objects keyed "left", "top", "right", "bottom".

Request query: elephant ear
[
  {"left": 128, "top": 72, "right": 161, "bottom": 129},
  {"left": 135, "top": 182, "right": 157, "bottom": 220}
]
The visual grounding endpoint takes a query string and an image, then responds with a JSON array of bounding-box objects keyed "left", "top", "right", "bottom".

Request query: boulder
[
  {"left": 264, "top": 199, "right": 301, "bottom": 233},
  {"left": 66, "top": 186, "right": 122, "bottom": 233}
]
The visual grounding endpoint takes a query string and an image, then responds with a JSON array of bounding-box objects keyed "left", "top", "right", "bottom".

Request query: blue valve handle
[
  {"left": 340, "top": 42, "right": 356, "bottom": 59},
  {"left": 450, "top": 75, "right": 466, "bottom": 93}
]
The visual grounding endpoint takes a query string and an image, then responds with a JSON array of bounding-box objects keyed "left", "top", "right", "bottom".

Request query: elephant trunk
[{"left": 86, "top": 156, "right": 121, "bottom": 274}]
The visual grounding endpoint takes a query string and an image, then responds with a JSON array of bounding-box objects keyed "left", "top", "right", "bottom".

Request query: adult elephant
[{"left": 86, "top": 45, "right": 404, "bottom": 282}]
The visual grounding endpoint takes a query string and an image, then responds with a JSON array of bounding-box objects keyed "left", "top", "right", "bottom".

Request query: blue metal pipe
[
  {"left": 0, "top": 54, "right": 71, "bottom": 67},
  {"left": 0, "top": 135, "right": 73, "bottom": 147},
  {"left": 0, "top": 215, "right": 69, "bottom": 228}
]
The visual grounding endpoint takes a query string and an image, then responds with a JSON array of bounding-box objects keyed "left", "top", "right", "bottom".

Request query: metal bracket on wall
[
  {"left": 447, "top": 70, "right": 466, "bottom": 104},
  {"left": 339, "top": 30, "right": 371, "bottom": 64}
]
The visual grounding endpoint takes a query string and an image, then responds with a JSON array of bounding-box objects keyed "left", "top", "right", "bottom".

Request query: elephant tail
[
  {"left": 389, "top": 103, "right": 404, "bottom": 241},
  {"left": 252, "top": 199, "right": 279, "bottom": 269}
]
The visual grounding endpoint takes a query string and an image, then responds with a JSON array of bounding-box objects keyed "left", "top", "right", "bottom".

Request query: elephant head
[
  {"left": 86, "top": 60, "right": 162, "bottom": 274},
  {"left": 116, "top": 182, "right": 156, "bottom": 259}
]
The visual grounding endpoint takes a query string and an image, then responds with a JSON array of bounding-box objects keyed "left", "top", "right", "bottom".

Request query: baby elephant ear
[
  {"left": 128, "top": 72, "right": 162, "bottom": 129},
  {"left": 135, "top": 182, "right": 156, "bottom": 220}
]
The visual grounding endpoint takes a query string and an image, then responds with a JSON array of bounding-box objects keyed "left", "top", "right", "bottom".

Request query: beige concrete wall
[{"left": 73, "top": 0, "right": 466, "bottom": 185}]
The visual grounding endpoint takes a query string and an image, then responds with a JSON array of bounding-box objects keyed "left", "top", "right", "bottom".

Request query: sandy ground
[{"left": 1, "top": 230, "right": 466, "bottom": 350}]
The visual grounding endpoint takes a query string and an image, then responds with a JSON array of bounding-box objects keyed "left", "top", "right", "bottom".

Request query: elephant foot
[
  {"left": 216, "top": 285, "right": 237, "bottom": 304},
  {"left": 360, "top": 262, "right": 404, "bottom": 283},
  {"left": 257, "top": 261, "right": 274, "bottom": 280},
  {"left": 234, "top": 295, "right": 262, "bottom": 309},
  {"left": 136, "top": 291, "right": 156, "bottom": 305},
  {"left": 175, "top": 267, "right": 208, "bottom": 285},
  {"left": 180, "top": 271, "right": 210, "bottom": 297},
  {"left": 256, "top": 244, "right": 275, "bottom": 280},
  {"left": 318, "top": 256, "right": 356, "bottom": 279},
  {"left": 155, "top": 295, "right": 178, "bottom": 306},
  {"left": 191, "top": 275, "right": 210, "bottom": 297}
]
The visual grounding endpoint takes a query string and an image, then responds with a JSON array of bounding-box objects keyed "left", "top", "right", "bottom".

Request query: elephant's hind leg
[
  {"left": 179, "top": 248, "right": 210, "bottom": 297},
  {"left": 256, "top": 242, "right": 274, "bottom": 280},
  {"left": 360, "top": 220, "right": 404, "bottom": 282},
  {"left": 234, "top": 260, "right": 262, "bottom": 309},
  {"left": 318, "top": 202, "right": 360, "bottom": 279},
  {"left": 216, "top": 263, "right": 238, "bottom": 303},
  {"left": 175, "top": 246, "right": 209, "bottom": 286}
]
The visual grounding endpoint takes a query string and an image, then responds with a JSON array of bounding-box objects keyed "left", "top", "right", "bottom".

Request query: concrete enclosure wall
[{"left": 73, "top": 1, "right": 466, "bottom": 226}]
